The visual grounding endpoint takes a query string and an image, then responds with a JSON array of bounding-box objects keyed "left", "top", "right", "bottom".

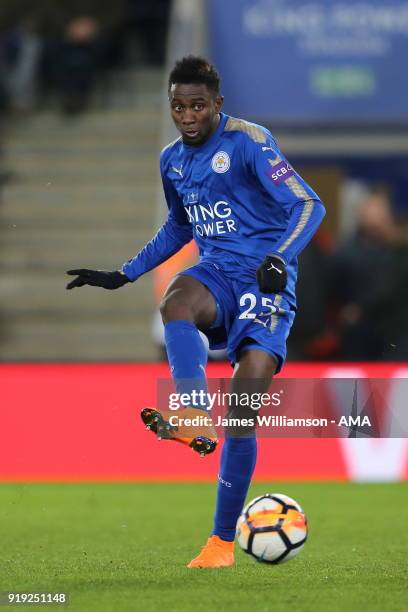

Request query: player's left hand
[
  {"left": 256, "top": 255, "right": 287, "bottom": 293},
  {"left": 66, "top": 269, "right": 129, "bottom": 290}
]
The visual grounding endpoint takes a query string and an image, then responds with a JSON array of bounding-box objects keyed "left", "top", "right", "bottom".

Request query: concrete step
[
  {"left": 0, "top": 248, "right": 152, "bottom": 273},
  {"left": 1, "top": 78, "right": 165, "bottom": 360},
  {"left": 6, "top": 142, "right": 158, "bottom": 159},
  {"left": 0, "top": 211, "right": 156, "bottom": 231},
  {"left": 0, "top": 226, "right": 155, "bottom": 246},
  {"left": 0, "top": 292, "right": 153, "bottom": 318},
  {"left": 0, "top": 273, "right": 159, "bottom": 361},
  {"left": 0, "top": 230, "right": 159, "bottom": 272},
  {"left": 104, "top": 66, "right": 164, "bottom": 94},
  {"left": 6, "top": 133, "right": 160, "bottom": 153},
  {"left": 3, "top": 158, "right": 158, "bottom": 184},
  {"left": 5, "top": 111, "right": 162, "bottom": 142},
  {"left": 1, "top": 185, "right": 157, "bottom": 211},
  {"left": 94, "top": 67, "right": 164, "bottom": 110},
  {"left": 2, "top": 184, "right": 156, "bottom": 200},
  {"left": 0, "top": 272, "right": 154, "bottom": 317},
  {"left": 0, "top": 320, "right": 158, "bottom": 361},
  {"left": 0, "top": 191, "right": 159, "bottom": 228}
]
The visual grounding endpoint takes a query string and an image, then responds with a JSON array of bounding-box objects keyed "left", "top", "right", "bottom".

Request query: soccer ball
[{"left": 236, "top": 493, "right": 308, "bottom": 564}]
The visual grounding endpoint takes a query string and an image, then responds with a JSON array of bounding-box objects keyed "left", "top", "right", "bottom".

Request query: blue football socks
[
  {"left": 164, "top": 320, "right": 208, "bottom": 410},
  {"left": 213, "top": 436, "right": 257, "bottom": 541}
]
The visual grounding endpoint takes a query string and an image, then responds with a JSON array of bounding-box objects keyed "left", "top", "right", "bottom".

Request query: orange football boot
[
  {"left": 140, "top": 407, "right": 218, "bottom": 456},
  {"left": 187, "top": 536, "right": 235, "bottom": 568}
]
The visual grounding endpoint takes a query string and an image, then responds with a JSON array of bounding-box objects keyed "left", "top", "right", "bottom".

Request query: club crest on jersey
[{"left": 211, "top": 151, "right": 230, "bottom": 174}]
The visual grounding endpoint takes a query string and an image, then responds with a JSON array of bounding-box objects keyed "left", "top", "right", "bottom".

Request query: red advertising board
[{"left": 1, "top": 363, "right": 407, "bottom": 481}]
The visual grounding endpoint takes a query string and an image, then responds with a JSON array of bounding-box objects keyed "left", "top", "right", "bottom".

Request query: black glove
[
  {"left": 256, "top": 255, "right": 287, "bottom": 293},
  {"left": 66, "top": 269, "right": 129, "bottom": 290}
]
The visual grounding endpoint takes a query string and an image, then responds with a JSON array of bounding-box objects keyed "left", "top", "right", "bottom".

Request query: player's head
[{"left": 168, "top": 55, "right": 224, "bottom": 146}]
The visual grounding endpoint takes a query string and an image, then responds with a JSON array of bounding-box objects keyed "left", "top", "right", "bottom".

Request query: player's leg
[
  {"left": 160, "top": 274, "right": 216, "bottom": 401},
  {"left": 141, "top": 274, "right": 219, "bottom": 454},
  {"left": 187, "top": 348, "right": 277, "bottom": 568},
  {"left": 212, "top": 350, "right": 277, "bottom": 537},
  {"left": 207, "top": 296, "right": 293, "bottom": 549}
]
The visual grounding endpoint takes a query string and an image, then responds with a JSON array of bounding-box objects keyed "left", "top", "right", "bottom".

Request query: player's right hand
[{"left": 66, "top": 269, "right": 129, "bottom": 290}]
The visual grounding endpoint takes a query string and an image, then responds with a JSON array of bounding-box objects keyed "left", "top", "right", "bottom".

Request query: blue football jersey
[{"left": 122, "top": 112, "right": 325, "bottom": 307}]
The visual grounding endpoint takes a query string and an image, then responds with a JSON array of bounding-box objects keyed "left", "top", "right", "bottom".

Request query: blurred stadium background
[{"left": 1, "top": 0, "right": 408, "bottom": 484}]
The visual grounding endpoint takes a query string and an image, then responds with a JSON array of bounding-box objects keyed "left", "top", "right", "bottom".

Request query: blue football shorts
[{"left": 179, "top": 261, "right": 296, "bottom": 372}]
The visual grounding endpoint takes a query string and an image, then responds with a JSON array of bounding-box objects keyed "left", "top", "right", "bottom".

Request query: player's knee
[
  {"left": 236, "top": 342, "right": 278, "bottom": 379},
  {"left": 159, "top": 291, "right": 194, "bottom": 324}
]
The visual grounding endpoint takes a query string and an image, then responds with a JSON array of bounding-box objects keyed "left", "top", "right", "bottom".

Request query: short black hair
[{"left": 168, "top": 55, "right": 220, "bottom": 94}]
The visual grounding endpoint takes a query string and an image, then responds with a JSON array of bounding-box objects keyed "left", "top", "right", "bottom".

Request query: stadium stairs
[{"left": 0, "top": 68, "right": 163, "bottom": 361}]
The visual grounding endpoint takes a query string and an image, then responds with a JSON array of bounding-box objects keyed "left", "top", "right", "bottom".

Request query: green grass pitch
[{"left": 0, "top": 482, "right": 406, "bottom": 612}]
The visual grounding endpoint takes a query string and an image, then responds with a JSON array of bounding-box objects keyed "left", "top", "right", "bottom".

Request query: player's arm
[
  {"left": 120, "top": 186, "right": 193, "bottom": 282},
  {"left": 66, "top": 163, "right": 192, "bottom": 290},
  {"left": 249, "top": 137, "right": 326, "bottom": 293}
]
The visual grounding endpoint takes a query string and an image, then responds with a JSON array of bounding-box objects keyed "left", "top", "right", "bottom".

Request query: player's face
[{"left": 169, "top": 83, "right": 223, "bottom": 146}]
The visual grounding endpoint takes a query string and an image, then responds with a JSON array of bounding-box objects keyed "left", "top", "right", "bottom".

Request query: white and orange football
[{"left": 236, "top": 493, "right": 308, "bottom": 564}]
